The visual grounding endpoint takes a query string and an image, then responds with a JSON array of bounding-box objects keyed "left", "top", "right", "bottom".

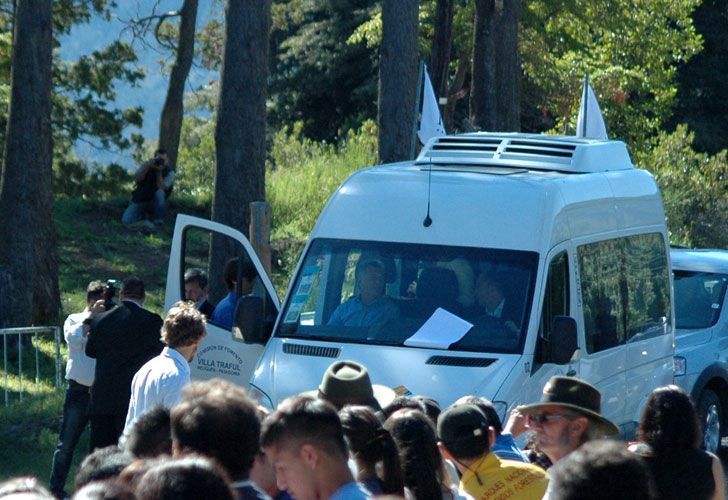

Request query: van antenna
[{"left": 423, "top": 157, "right": 433, "bottom": 227}]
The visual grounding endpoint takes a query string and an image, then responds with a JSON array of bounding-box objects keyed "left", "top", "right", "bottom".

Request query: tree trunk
[
  {"left": 210, "top": 0, "right": 270, "bottom": 299},
  {"left": 429, "top": 0, "right": 454, "bottom": 99},
  {"left": 0, "top": 0, "right": 54, "bottom": 328},
  {"left": 158, "top": 0, "right": 198, "bottom": 168},
  {"left": 470, "top": 0, "right": 496, "bottom": 131},
  {"left": 377, "top": 0, "right": 419, "bottom": 164},
  {"left": 443, "top": 55, "right": 469, "bottom": 132},
  {"left": 495, "top": 0, "right": 521, "bottom": 131}
]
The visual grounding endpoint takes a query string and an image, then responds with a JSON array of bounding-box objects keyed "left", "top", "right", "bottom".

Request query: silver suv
[{"left": 672, "top": 248, "right": 728, "bottom": 454}]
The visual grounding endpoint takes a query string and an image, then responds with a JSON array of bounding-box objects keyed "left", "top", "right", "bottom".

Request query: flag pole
[
  {"left": 410, "top": 60, "right": 425, "bottom": 160},
  {"left": 580, "top": 74, "right": 589, "bottom": 137}
]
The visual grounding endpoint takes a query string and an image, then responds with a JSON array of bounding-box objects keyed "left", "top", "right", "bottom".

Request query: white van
[{"left": 166, "top": 132, "right": 674, "bottom": 436}]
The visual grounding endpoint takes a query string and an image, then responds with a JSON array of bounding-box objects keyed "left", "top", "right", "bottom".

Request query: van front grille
[
  {"left": 425, "top": 355, "right": 496, "bottom": 367},
  {"left": 283, "top": 343, "right": 341, "bottom": 358}
]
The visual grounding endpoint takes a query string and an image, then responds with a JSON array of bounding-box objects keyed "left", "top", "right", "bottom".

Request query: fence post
[
  {"left": 1, "top": 326, "right": 65, "bottom": 405},
  {"left": 249, "top": 201, "right": 272, "bottom": 279},
  {"left": 55, "top": 326, "right": 61, "bottom": 388}
]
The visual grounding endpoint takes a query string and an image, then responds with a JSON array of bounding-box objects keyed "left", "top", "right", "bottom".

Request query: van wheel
[{"left": 697, "top": 390, "right": 722, "bottom": 455}]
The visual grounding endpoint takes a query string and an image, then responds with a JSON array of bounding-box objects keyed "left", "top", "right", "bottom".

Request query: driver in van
[
  {"left": 472, "top": 272, "right": 519, "bottom": 333},
  {"left": 328, "top": 258, "right": 399, "bottom": 327}
]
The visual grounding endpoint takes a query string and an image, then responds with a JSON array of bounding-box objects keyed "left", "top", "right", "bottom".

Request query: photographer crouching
[{"left": 121, "top": 148, "right": 175, "bottom": 227}]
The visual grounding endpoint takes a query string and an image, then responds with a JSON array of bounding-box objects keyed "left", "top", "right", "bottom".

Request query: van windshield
[{"left": 277, "top": 238, "right": 538, "bottom": 354}]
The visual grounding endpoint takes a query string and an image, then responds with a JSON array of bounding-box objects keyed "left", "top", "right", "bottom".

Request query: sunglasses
[{"left": 527, "top": 411, "right": 581, "bottom": 426}]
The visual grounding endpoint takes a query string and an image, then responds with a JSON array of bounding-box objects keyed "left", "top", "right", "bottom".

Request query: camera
[
  {"left": 104, "top": 279, "right": 118, "bottom": 310},
  {"left": 153, "top": 157, "right": 165, "bottom": 167}
]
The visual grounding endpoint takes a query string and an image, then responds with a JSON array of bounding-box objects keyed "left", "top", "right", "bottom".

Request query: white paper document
[{"left": 404, "top": 308, "right": 474, "bottom": 349}]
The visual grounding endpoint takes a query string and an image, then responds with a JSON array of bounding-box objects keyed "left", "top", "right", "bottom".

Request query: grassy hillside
[
  {"left": 0, "top": 124, "right": 373, "bottom": 487},
  {"left": 0, "top": 195, "right": 208, "bottom": 486}
]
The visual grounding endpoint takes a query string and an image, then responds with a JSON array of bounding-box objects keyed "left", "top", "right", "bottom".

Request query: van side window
[
  {"left": 539, "top": 251, "right": 570, "bottom": 342},
  {"left": 622, "top": 233, "right": 671, "bottom": 342},
  {"left": 578, "top": 233, "right": 671, "bottom": 353}
]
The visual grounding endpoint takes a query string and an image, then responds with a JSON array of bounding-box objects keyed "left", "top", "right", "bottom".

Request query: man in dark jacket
[
  {"left": 86, "top": 276, "right": 163, "bottom": 450},
  {"left": 121, "top": 149, "right": 175, "bottom": 227}
]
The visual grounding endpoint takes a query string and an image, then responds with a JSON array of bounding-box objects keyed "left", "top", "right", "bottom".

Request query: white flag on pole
[
  {"left": 576, "top": 75, "right": 608, "bottom": 140},
  {"left": 417, "top": 64, "right": 446, "bottom": 145}
]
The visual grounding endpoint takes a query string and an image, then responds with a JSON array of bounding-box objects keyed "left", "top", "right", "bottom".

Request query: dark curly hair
[{"left": 637, "top": 385, "right": 701, "bottom": 454}]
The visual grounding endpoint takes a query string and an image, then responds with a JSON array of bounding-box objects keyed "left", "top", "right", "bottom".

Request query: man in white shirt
[
  {"left": 122, "top": 301, "right": 206, "bottom": 437},
  {"left": 49, "top": 281, "right": 106, "bottom": 499}
]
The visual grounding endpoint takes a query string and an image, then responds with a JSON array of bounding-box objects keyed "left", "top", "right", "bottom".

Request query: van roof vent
[{"left": 415, "top": 133, "right": 633, "bottom": 173}]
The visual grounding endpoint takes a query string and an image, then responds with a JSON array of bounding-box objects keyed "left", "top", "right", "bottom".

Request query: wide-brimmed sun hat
[
  {"left": 302, "top": 360, "right": 396, "bottom": 411},
  {"left": 517, "top": 376, "right": 619, "bottom": 436}
]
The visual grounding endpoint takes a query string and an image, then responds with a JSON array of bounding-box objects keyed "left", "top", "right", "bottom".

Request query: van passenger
[{"left": 472, "top": 272, "right": 519, "bottom": 333}]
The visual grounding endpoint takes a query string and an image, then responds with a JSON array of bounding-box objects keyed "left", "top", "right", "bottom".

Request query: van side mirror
[{"left": 550, "top": 316, "right": 578, "bottom": 364}]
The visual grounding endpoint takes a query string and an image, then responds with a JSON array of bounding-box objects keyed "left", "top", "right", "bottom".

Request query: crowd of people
[{"left": 2, "top": 277, "right": 724, "bottom": 500}]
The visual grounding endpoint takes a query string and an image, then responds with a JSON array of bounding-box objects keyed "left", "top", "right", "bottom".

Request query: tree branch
[{"left": 120, "top": 7, "right": 181, "bottom": 52}]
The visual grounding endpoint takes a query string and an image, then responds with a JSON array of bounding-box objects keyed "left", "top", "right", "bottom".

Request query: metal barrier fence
[{"left": 0, "top": 326, "right": 62, "bottom": 406}]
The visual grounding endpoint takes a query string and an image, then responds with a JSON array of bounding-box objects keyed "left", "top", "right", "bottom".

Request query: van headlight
[
  {"left": 248, "top": 384, "right": 273, "bottom": 410},
  {"left": 673, "top": 356, "right": 686, "bottom": 377}
]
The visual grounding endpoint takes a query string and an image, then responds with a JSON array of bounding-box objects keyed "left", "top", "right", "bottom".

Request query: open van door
[{"left": 165, "top": 214, "right": 280, "bottom": 388}]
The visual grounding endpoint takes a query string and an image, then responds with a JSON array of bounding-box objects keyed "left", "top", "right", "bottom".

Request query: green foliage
[
  {"left": 175, "top": 114, "right": 378, "bottom": 238},
  {"left": 343, "top": 0, "right": 701, "bottom": 152},
  {"left": 636, "top": 125, "right": 728, "bottom": 248},
  {"left": 668, "top": 0, "right": 728, "bottom": 154},
  {"left": 268, "top": 0, "right": 379, "bottom": 141},
  {"left": 267, "top": 120, "right": 378, "bottom": 240},
  {"left": 175, "top": 114, "right": 216, "bottom": 204},
  {"left": 348, "top": 8, "right": 381, "bottom": 48},
  {"left": 53, "top": 159, "right": 132, "bottom": 199},
  {"left": 522, "top": 0, "right": 702, "bottom": 150},
  {"left": 348, "top": 2, "right": 434, "bottom": 54},
  {"left": 53, "top": 41, "right": 145, "bottom": 153},
  {"left": 52, "top": 0, "right": 115, "bottom": 34},
  {"left": 197, "top": 17, "right": 224, "bottom": 71},
  {"left": 0, "top": 0, "right": 145, "bottom": 170}
]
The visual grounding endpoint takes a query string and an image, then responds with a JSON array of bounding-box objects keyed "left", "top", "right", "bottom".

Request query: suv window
[
  {"left": 674, "top": 271, "right": 727, "bottom": 330},
  {"left": 578, "top": 233, "right": 671, "bottom": 353}
]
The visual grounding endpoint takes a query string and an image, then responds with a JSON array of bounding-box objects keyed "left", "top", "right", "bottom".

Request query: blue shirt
[
  {"left": 328, "top": 295, "right": 399, "bottom": 327},
  {"left": 491, "top": 432, "right": 530, "bottom": 463},
  {"left": 329, "top": 482, "right": 371, "bottom": 500},
  {"left": 210, "top": 291, "right": 237, "bottom": 330}
]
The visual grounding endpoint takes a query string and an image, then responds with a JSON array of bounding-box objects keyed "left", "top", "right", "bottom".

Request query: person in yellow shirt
[{"left": 437, "top": 404, "right": 548, "bottom": 500}]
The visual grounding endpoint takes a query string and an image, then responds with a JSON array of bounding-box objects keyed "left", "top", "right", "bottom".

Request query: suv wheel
[{"left": 697, "top": 389, "right": 722, "bottom": 454}]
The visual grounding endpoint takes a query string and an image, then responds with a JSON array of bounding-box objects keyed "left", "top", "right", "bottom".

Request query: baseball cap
[{"left": 437, "top": 404, "right": 490, "bottom": 459}]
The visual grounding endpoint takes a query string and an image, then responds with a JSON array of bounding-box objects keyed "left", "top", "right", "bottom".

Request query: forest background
[
  {"left": 0, "top": 0, "right": 727, "bottom": 485},
  {"left": 0, "top": 0, "right": 725, "bottom": 331}
]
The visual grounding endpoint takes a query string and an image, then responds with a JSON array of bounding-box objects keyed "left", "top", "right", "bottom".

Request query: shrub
[
  {"left": 53, "top": 158, "right": 132, "bottom": 199},
  {"left": 637, "top": 125, "right": 728, "bottom": 248},
  {"left": 267, "top": 120, "right": 377, "bottom": 240}
]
